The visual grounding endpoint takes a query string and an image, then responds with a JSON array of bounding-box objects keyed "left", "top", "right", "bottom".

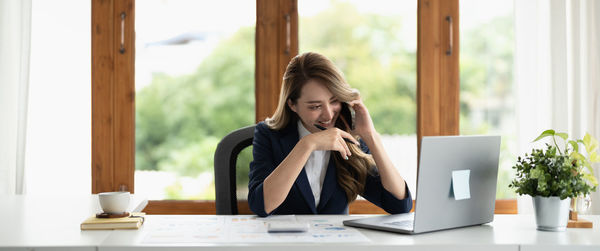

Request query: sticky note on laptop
[{"left": 452, "top": 169, "right": 471, "bottom": 200}]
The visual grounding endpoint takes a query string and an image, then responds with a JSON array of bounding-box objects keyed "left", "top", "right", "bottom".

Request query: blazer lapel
[
  {"left": 316, "top": 156, "right": 337, "bottom": 211},
  {"left": 296, "top": 168, "right": 317, "bottom": 213},
  {"left": 278, "top": 121, "right": 317, "bottom": 214}
]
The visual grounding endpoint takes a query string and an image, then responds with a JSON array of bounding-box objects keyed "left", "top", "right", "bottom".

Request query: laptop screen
[{"left": 413, "top": 135, "right": 500, "bottom": 233}]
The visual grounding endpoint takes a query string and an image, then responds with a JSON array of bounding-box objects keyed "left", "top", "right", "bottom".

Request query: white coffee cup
[{"left": 98, "top": 191, "right": 130, "bottom": 214}]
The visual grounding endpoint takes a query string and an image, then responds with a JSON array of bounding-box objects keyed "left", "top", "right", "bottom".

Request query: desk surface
[
  {"left": 1, "top": 195, "right": 599, "bottom": 251},
  {"left": 99, "top": 214, "right": 600, "bottom": 251},
  {"left": 0, "top": 195, "right": 146, "bottom": 251}
]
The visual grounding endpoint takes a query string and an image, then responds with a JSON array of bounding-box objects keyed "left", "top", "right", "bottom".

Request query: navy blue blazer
[{"left": 248, "top": 120, "right": 413, "bottom": 217}]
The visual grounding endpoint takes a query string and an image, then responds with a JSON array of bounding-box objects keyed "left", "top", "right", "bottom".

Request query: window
[
  {"left": 92, "top": 0, "right": 462, "bottom": 214},
  {"left": 134, "top": 0, "right": 256, "bottom": 200},
  {"left": 459, "top": 0, "right": 516, "bottom": 199}
]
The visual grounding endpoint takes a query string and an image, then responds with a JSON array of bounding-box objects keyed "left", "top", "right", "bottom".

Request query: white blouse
[{"left": 297, "top": 120, "right": 331, "bottom": 207}]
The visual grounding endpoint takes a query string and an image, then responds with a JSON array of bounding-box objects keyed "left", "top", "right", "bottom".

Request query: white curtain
[
  {"left": 0, "top": 0, "right": 32, "bottom": 195},
  {"left": 514, "top": 0, "right": 600, "bottom": 213},
  {"left": 583, "top": 0, "right": 600, "bottom": 215}
]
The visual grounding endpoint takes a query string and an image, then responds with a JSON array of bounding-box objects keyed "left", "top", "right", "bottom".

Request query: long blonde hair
[{"left": 266, "top": 52, "right": 375, "bottom": 203}]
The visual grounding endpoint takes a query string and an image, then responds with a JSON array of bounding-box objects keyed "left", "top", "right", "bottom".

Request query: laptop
[{"left": 343, "top": 135, "right": 501, "bottom": 234}]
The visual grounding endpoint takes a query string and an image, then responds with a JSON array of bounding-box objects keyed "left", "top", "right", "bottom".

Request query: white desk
[
  {"left": 0, "top": 195, "right": 146, "bottom": 251},
  {"left": 97, "top": 214, "right": 600, "bottom": 251},
  {"left": 1, "top": 196, "right": 598, "bottom": 251}
]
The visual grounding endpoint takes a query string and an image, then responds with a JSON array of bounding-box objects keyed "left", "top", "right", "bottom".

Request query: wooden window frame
[
  {"left": 91, "top": 0, "right": 135, "bottom": 194},
  {"left": 255, "top": 0, "right": 298, "bottom": 122},
  {"left": 91, "top": 0, "right": 517, "bottom": 214}
]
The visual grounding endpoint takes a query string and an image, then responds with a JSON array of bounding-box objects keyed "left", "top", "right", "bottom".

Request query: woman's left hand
[{"left": 347, "top": 97, "right": 376, "bottom": 139}]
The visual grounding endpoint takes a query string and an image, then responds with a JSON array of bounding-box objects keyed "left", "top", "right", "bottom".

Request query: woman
[{"left": 248, "top": 52, "right": 412, "bottom": 216}]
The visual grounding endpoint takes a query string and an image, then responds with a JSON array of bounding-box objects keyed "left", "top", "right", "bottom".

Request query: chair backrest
[{"left": 214, "top": 125, "right": 255, "bottom": 215}]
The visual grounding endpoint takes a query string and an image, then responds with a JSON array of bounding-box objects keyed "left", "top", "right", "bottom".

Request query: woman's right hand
[{"left": 303, "top": 128, "right": 359, "bottom": 159}]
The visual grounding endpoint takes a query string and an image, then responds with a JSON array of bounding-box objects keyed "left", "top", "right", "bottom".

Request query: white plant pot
[{"left": 532, "top": 196, "right": 571, "bottom": 231}]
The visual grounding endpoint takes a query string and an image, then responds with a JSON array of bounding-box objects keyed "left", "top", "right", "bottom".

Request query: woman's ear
[{"left": 287, "top": 99, "right": 297, "bottom": 113}]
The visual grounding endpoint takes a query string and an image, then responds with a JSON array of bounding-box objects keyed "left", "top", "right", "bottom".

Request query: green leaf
[
  {"left": 590, "top": 152, "right": 600, "bottom": 163},
  {"left": 568, "top": 140, "right": 579, "bottom": 152},
  {"left": 583, "top": 173, "right": 599, "bottom": 187},
  {"left": 531, "top": 166, "right": 543, "bottom": 179},
  {"left": 583, "top": 134, "right": 591, "bottom": 147},
  {"left": 570, "top": 151, "right": 585, "bottom": 161},
  {"left": 533, "top": 129, "right": 555, "bottom": 142},
  {"left": 555, "top": 132, "right": 569, "bottom": 141},
  {"left": 590, "top": 135, "right": 598, "bottom": 153},
  {"left": 583, "top": 133, "right": 599, "bottom": 154}
]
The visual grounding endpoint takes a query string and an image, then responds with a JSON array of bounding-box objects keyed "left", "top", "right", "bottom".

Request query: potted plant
[{"left": 509, "top": 130, "right": 598, "bottom": 231}]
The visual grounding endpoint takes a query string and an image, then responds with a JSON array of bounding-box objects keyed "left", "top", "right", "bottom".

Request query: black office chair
[{"left": 214, "top": 125, "right": 255, "bottom": 215}]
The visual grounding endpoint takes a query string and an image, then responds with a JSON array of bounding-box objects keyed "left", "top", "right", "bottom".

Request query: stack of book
[{"left": 80, "top": 212, "right": 145, "bottom": 230}]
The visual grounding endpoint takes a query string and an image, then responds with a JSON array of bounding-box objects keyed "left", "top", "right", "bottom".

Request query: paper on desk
[
  {"left": 142, "top": 215, "right": 369, "bottom": 244},
  {"left": 452, "top": 169, "right": 471, "bottom": 200}
]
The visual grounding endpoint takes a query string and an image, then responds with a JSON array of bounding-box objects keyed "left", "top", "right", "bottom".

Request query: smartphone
[
  {"left": 267, "top": 222, "right": 309, "bottom": 233},
  {"left": 338, "top": 102, "right": 355, "bottom": 131}
]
